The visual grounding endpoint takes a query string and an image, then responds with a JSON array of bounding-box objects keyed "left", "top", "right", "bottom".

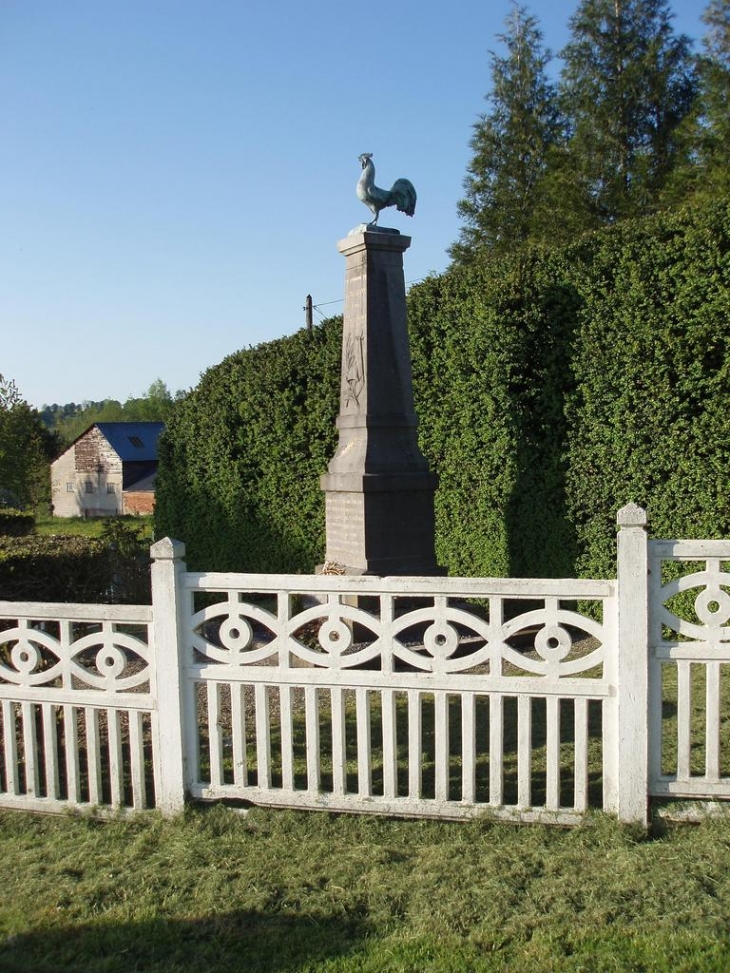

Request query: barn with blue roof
[{"left": 50, "top": 422, "right": 165, "bottom": 517}]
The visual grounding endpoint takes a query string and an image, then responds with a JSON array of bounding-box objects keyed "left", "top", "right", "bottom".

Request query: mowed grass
[
  {"left": 34, "top": 515, "right": 154, "bottom": 541},
  {"left": 2, "top": 806, "right": 730, "bottom": 972}
]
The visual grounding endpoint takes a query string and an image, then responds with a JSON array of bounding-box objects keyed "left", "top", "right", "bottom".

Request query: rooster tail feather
[{"left": 389, "top": 178, "right": 417, "bottom": 217}]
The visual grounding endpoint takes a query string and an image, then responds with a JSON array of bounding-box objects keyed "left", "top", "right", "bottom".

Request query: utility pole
[{"left": 304, "top": 294, "right": 313, "bottom": 333}]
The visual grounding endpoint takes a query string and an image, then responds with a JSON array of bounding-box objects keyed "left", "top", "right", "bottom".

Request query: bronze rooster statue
[{"left": 356, "top": 153, "right": 417, "bottom": 226}]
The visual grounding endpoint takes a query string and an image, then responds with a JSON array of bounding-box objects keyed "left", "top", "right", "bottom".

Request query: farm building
[{"left": 50, "top": 422, "right": 164, "bottom": 517}]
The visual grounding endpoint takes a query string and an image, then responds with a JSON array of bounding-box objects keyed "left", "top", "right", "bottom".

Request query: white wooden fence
[{"left": 2, "top": 503, "right": 730, "bottom": 826}]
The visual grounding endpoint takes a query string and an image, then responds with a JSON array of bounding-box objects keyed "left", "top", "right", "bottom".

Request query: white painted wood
[
  {"left": 108, "top": 709, "right": 124, "bottom": 806},
  {"left": 330, "top": 687, "right": 347, "bottom": 796},
  {"left": 489, "top": 695, "right": 503, "bottom": 806},
  {"left": 63, "top": 705, "right": 81, "bottom": 803},
  {"left": 188, "top": 783, "right": 586, "bottom": 826},
  {"left": 434, "top": 691, "right": 449, "bottom": 803},
  {"left": 207, "top": 682, "right": 223, "bottom": 788},
  {"left": 461, "top": 693, "right": 476, "bottom": 804},
  {"left": 574, "top": 698, "right": 588, "bottom": 811},
  {"left": 677, "top": 661, "right": 692, "bottom": 780},
  {"left": 254, "top": 683, "right": 271, "bottom": 790},
  {"left": 2, "top": 699, "right": 19, "bottom": 794},
  {"left": 21, "top": 702, "right": 39, "bottom": 797},
  {"left": 41, "top": 703, "right": 60, "bottom": 800},
  {"left": 128, "top": 710, "right": 147, "bottom": 809},
  {"left": 356, "top": 688, "right": 371, "bottom": 797},
  {"left": 231, "top": 683, "right": 248, "bottom": 787},
  {"left": 184, "top": 571, "right": 614, "bottom": 600},
  {"left": 305, "top": 686, "right": 320, "bottom": 794},
  {"left": 706, "top": 662, "right": 720, "bottom": 781},
  {"left": 85, "top": 707, "right": 102, "bottom": 805},
  {"left": 517, "top": 695, "right": 531, "bottom": 808},
  {"left": 546, "top": 696, "right": 560, "bottom": 811},
  {"left": 407, "top": 690, "right": 422, "bottom": 799},
  {"left": 149, "top": 537, "right": 188, "bottom": 814},
  {"left": 614, "top": 503, "right": 650, "bottom": 825},
  {"left": 279, "top": 685, "right": 293, "bottom": 792}
]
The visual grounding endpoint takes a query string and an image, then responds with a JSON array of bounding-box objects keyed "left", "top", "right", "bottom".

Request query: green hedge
[
  {"left": 0, "top": 509, "right": 35, "bottom": 537},
  {"left": 0, "top": 522, "right": 151, "bottom": 603},
  {"left": 155, "top": 200, "right": 730, "bottom": 578}
]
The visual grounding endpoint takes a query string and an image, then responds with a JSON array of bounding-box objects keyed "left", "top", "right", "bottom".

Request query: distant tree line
[
  {"left": 451, "top": 0, "right": 730, "bottom": 263},
  {"left": 40, "top": 380, "right": 186, "bottom": 445}
]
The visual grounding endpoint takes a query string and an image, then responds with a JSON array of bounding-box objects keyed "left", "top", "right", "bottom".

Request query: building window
[
  {"left": 128, "top": 436, "right": 143, "bottom": 448},
  {"left": 107, "top": 483, "right": 115, "bottom": 493},
  {"left": 85, "top": 480, "right": 94, "bottom": 494},
  {"left": 66, "top": 483, "right": 74, "bottom": 492}
]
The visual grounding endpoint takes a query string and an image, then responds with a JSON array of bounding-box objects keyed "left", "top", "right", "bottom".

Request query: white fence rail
[{"left": 1, "top": 503, "right": 729, "bottom": 826}]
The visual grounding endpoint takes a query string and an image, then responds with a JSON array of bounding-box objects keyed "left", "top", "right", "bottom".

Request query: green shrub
[
  {"left": 0, "top": 508, "right": 34, "bottom": 537},
  {"left": 0, "top": 520, "right": 151, "bottom": 603}
]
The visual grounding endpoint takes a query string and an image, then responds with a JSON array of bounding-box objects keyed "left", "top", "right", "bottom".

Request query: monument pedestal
[{"left": 320, "top": 228, "right": 441, "bottom": 576}]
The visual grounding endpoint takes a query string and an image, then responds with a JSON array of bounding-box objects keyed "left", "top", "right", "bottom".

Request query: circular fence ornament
[
  {"left": 11, "top": 640, "right": 40, "bottom": 675},
  {"left": 424, "top": 621, "right": 459, "bottom": 661},
  {"left": 96, "top": 645, "right": 127, "bottom": 679},
  {"left": 695, "top": 586, "right": 730, "bottom": 628},
  {"left": 219, "top": 615, "right": 254, "bottom": 653},
  {"left": 318, "top": 618, "right": 353, "bottom": 655},
  {"left": 534, "top": 624, "right": 573, "bottom": 662}
]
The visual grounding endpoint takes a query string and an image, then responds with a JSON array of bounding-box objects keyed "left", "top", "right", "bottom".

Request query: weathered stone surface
[{"left": 320, "top": 229, "right": 441, "bottom": 576}]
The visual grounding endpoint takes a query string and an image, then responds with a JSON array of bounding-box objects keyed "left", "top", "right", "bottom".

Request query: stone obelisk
[{"left": 320, "top": 227, "right": 440, "bottom": 576}]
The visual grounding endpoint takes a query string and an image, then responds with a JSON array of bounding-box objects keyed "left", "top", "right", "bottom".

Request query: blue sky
[{"left": 1, "top": 0, "right": 706, "bottom": 410}]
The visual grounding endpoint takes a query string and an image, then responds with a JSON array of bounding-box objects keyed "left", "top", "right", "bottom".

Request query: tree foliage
[
  {"left": 42, "top": 380, "right": 185, "bottom": 445},
  {"left": 0, "top": 375, "right": 58, "bottom": 510},
  {"left": 454, "top": 0, "right": 704, "bottom": 253},
  {"left": 450, "top": 5, "right": 561, "bottom": 263}
]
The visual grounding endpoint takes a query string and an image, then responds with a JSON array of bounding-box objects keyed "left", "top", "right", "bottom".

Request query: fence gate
[{"left": 648, "top": 539, "right": 730, "bottom": 803}]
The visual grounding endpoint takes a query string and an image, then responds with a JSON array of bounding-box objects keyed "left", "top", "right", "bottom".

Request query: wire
[{"left": 310, "top": 277, "right": 427, "bottom": 317}]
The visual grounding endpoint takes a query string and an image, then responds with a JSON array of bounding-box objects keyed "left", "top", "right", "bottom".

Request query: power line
[{"left": 309, "top": 278, "right": 426, "bottom": 319}]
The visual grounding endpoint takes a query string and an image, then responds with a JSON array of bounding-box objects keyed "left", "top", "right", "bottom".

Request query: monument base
[{"left": 321, "top": 472, "right": 443, "bottom": 577}]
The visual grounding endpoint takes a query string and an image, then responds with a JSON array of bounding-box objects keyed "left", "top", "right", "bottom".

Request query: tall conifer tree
[
  {"left": 555, "top": 0, "right": 696, "bottom": 228},
  {"left": 450, "top": 5, "right": 560, "bottom": 264},
  {"left": 697, "top": 0, "right": 730, "bottom": 192}
]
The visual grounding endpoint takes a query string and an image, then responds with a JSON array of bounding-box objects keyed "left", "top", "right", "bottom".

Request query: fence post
[
  {"left": 150, "top": 537, "right": 188, "bottom": 815},
  {"left": 615, "top": 503, "right": 650, "bottom": 825}
]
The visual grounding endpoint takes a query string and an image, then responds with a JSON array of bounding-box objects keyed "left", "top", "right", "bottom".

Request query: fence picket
[
  {"left": 705, "top": 662, "right": 720, "bottom": 781},
  {"left": 231, "top": 683, "right": 248, "bottom": 787},
  {"left": 546, "top": 697, "right": 560, "bottom": 810},
  {"left": 108, "top": 709, "right": 124, "bottom": 807},
  {"left": 356, "top": 688, "right": 371, "bottom": 798},
  {"left": 407, "top": 690, "right": 421, "bottom": 799},
  {"left": 331, "top": 686, "right": 346, "bottom": 796},
  {"left": 254, "top": 684, "right": 271, "bottom": 790},
  {"left": 2, "top": 700, "right": 19, "bottom": 794},
  {"left": 489, "top": 695, "right": 503, "bottom": 806},
  {"left": 434, "top": 691, "right": 449, "bottom": 802},
  {"left": 279, "top": 685, "right": 293, "bottom": 792},
  {"left": 461, "top": 693, "right": 476, "bottom": 804},
  {"left": 677, "top": 661, "right": 692, "bottom": 780},
  {"left": 86, "top": 707, "right": 102, "bottom": 805},
  {"left": 517, "top": 695, "right": 531, "bottom": 808},
  {"left": 63, "top": 705, "right": 81, "bottom": 803},
  {"left": 41, "top": 703, "right": 60, "bottom": 800},
  {"left": 128, "top": 710, "right": 147, "bottom": 809},
  {"left": 305, "top": 686, "right": 320, "bottom": 794},
  {"left": 21, "top": 702, "right": 39, "bottom": 797},
  {"left": 207, "top": 683, "right": 223, "bottom": 788},
  {"left": 574, "top": 698, "right": 588, "bottom": 811}
]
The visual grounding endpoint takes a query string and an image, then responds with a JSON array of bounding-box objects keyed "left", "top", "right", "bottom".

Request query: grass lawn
[
  {"left": 34, "top": 515, "right": 154, "bottom": 541},
  {"left": 1, "top": 805, "right": 730, "bottom": 972}
]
